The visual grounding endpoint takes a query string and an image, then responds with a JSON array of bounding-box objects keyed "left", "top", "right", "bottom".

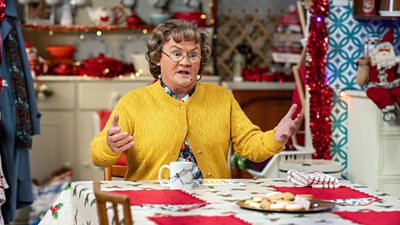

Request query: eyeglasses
[{"left": 162, "top": 50, "right": 201, "bottom": 63}]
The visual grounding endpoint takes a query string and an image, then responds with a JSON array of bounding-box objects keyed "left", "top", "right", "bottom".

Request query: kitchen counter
[{"left": 222, "top": 81, "right": 295, "bottom": 90}]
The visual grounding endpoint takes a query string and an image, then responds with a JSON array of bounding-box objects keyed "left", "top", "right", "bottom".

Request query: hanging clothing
[
  {"left": 5, "top": 20, "right": 34, "bottom": 148},
  {"left": 0, "top": 155, "right": 9, "bottom": 225},
  {"left": 0, "top": 0, "right": 41, "bottom": 223}
]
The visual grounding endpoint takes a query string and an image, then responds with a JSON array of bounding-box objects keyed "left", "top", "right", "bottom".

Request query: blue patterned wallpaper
[{"left": 327, "top": 0, "right": 399, "bottom": 178}]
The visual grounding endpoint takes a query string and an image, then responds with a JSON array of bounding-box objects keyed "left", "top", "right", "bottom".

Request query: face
[{"left": 158, "top": 39, "right": 201, "bottom": 93}]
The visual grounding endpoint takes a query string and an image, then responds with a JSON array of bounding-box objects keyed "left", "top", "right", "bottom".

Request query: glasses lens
[
  {"left": 170, "top": 51, "right": 182, "bottom": 61},
  {"left": 188, "top": 52, "right": 200, "bottom": 62},
  {"left": 165, "top": 51, "right": 200, "bottom": 62}
]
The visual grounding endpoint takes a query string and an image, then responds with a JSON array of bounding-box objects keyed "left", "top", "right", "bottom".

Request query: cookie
[
  {"left": 260, "top": 199, "right": 271, "bottom": 210},
  {"left": 244, "top": 200, "right": 254, "bottom": 205},
  {"left": 248, "top": 201, "right": 261, "bottom": 209},
  {"left": 285, "top": 203, "right": 304, "bottom": 211},
  {"left": 269, "top": 202, "right": 285, "bottom": 210},
  {"left": 298, "top": 194, "right": 313, "bottom": 200},
  {"left": 281, "top": 192, "right": 295, "bottom": 200},
  {"left": 273, "top": 200, "right": 294, "bottom": 205},
  {"left": 265, "top": 192, "right": 295, "bottom": 201},
  {"left": 252, "top": 197, "right": 263, "bottom": 202},
  {"left": 294, "top": 195, "right": 311, "bottom": 210}
]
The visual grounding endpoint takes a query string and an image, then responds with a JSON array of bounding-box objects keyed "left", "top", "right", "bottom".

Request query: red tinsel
[
  {"left": 242, "top": 67, "right": 294, "bottom": 82},
  {"left": 242, "top": 67, "right": 274, "bottom": 82},
  {"left": 306, "top": 0, "right": 333, "bottom": 160},
  {"left": 0, "top": 0, "right": 5, "bottom": 22}
]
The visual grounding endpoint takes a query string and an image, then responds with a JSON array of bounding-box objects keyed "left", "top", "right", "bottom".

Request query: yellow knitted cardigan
[{"left": 90, "top": 80, "right": 286, "bottom": 180}]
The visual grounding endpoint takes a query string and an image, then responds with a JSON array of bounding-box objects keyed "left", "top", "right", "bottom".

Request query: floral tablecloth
[{"left": 39, "top": 179, "right": 400, "bottom": 225}]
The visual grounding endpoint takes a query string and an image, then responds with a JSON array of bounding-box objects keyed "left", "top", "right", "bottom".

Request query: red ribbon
[{"left": 0, "top": 0, "right": 5, "bottom": 22}]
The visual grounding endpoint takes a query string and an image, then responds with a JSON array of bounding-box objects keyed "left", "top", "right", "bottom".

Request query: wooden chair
[
  {"left": 94, "top": 110, "right": 129, "bottom": 180},
  {"left": 93, "top": 180, "right": 133, "bottom": 225},
  {"left": 104, "top": 154, "right": 128, "bottom": 180}
]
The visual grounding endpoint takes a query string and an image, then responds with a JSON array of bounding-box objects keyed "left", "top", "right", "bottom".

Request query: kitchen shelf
[
  {"left": 353, "top": 0, "right": 400, "bottom": 20},
  {"left": 22, "top": 24, "right": 214, "bottom": 32}
]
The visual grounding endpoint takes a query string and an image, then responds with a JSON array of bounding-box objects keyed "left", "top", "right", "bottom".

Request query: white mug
[{"left": 158, "top": 162, "right": 195, "bottom": 190}]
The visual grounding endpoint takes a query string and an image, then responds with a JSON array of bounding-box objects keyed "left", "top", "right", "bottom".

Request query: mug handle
[{"left": 158, "top": 165, "right": 170, "bottom": 187}]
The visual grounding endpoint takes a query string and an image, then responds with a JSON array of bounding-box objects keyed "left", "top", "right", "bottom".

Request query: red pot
[
  {"left": 46, "top": 45, "right": 75, "bottom": 59},
  {"left": 79, "top": 54, "right": 132, "bottom": 78},
  {"left": 173, "top": 11, "right": 206, "bottom": 27}
]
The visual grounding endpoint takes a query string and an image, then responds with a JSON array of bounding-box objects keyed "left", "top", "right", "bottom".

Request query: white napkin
[{"left": 287, "top": 170, "right": 341, "bottom": 188}]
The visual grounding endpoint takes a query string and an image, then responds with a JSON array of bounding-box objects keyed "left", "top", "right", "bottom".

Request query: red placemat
[
  {"left": 332, "top": 211, "right": 400, "bottom": 225},
  {"left": 270, "top": 185, "right": 380, "bottom": 201},
  {"left": 110, "top": 190, "right": 206, "bottom": 205},
  {"left": 148, "top": 215, "right": 251, "bottom": 225}
]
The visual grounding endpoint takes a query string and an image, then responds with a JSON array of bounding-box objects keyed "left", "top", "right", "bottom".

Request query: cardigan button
[
  {"left": 197, "top": 149, "right": 202, "bottom": 154},
  {"left": 207, "top": 172, "right": 212, "bottom": 177},
  {"left": 179, "top": 106, "right": 186, "bottom": 110}
]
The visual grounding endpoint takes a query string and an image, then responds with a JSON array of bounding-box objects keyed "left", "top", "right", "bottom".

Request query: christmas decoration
[
  {"left": 271, "top": 4, "right": 303, "bottom": 65},
  {"left": 33, "top": 81, "right": 53, "bottom": 100},
  {"left": 306, "top": 0, "right": 332, "bottom": 159},
  {"left": 242, "top": 67, "right": 275, "bottom": 82},
  {"left": 78, "top": 53, "right": 134, "bottom": 78},
  {"left": 25, "top": 42, "right": 48, "bottom": 77},
  {"left": 0, "top": 0, "right": 5, "bottom": 22},
  {"left": 356, "top": 28, "right": 400, "bottom": 122}
]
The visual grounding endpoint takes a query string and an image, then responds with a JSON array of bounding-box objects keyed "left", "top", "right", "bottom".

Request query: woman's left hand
[{"left": 274, "top": 104, "right": 302, "bottom": 143}]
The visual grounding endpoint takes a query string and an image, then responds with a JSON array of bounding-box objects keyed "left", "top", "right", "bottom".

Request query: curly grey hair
[{"left": 146, "top": 19, "right": 211, "bottom": 79}]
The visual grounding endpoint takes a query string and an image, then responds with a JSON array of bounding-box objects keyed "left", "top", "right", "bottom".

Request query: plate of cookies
[{"left": 236, "top": 192, "right": 335, "bottom": 213}]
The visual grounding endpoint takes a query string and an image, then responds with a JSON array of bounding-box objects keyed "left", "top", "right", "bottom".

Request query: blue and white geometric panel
[{"left": 327, "top": 0, "right": 400, "bottom": 178}]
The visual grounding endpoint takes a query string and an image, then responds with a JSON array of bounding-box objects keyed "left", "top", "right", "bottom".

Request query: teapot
[{"left": 86, "top": 5, "right": 126, "bottom": 26}]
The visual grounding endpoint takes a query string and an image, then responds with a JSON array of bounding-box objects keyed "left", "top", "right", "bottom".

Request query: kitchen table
[{"left": 39, "top": 178, "right": 400, "bottom": 225}]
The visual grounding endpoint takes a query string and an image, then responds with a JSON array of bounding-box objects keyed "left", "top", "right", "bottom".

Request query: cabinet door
[
  {"left": 230, "top": 90, "right": 293, "bottom": 178},
  {"left": 347, "top": 95, "right": 380, "bottom": 189},
  {"left": 78, "top": 82, "right": 150, "bottom": 110},
  {"left": 31, "top": 111, "right": 74, "bottom": 181},
  {"left": 76, "top": 82, "right": 151, "bottom": 180},
  {"left": 233, "top": 90, "right": 293, "bottom": 131},
  {"left": 380, "top": 179, "right": 400, "bottom": 198},
  {"left": 76, "top": 111, "right": 105, "bottom": 181}
]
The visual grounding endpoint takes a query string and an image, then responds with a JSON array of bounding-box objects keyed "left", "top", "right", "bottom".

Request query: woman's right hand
[{"left": 107, "top": 114, "right": 135, "bottom": 153}]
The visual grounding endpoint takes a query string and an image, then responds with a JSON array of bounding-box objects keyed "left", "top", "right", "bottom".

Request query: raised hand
[
  {"left": 274, "top": 104, "right": 302, "bottom": 143},
  {"left": 107, "top": 114, "right": 135, "bottom": 153}
]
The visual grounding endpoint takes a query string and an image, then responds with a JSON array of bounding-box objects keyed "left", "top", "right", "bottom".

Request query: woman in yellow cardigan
[{"left": 90, "top": 19, "right": 301, "bottom": 181}]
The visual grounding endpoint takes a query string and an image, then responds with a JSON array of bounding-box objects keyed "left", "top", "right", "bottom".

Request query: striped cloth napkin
[{"left": 287, "top": 170, "right": 341, "bottom": 188}]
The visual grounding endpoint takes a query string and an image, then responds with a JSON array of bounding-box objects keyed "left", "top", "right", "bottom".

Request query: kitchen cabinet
[
  {"left": 223, "top": 81, "right": 294, "bottom": 132},
  {"left": 222, "top": 81, "right": 295, "bottom": 178},
  {"left": 346, "top": 91, "right": 400, "bottom": 197},
  {"left": 353, "top": 0, "right": 400, "bottom": 20},
  {"left": 31, "top": 76, "right": 220, "bottom": 181}
]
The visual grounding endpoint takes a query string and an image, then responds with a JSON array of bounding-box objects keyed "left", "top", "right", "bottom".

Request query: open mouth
[{"left": 177, "top": 70, "right": 191, "bottom": 76}]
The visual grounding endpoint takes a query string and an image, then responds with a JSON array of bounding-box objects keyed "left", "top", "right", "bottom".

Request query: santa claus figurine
[
  {"left": 357, "top": 28, "right": 400, "bottom": 122},
  {"left": 25, "top": 42, "right": 48, "bottom": 77}
]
